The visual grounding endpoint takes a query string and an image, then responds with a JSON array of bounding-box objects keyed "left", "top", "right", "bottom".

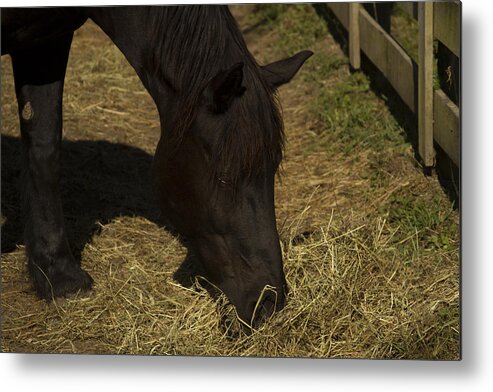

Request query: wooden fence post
[
  {"left": 329, "top": 2, "right": 459, "bottom": 170},
  {"left": 349, "top": 3, "right": 361, "bottom": 69},
  {"left": 418, "top": 2, "right": 434, "bottom": 168}
]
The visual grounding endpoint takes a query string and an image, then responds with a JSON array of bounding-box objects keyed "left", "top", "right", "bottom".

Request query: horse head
[{"left": 153, "top": 50, "right": 312, "bottom": 329}]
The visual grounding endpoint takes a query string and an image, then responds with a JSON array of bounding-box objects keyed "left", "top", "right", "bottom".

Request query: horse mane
[{"left": 148, "top": 5, "right": 285, "bottom": 184}]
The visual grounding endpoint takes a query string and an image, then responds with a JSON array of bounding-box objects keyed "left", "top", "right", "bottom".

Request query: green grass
[
  {"left": 248, "top": 4, "right": 327, "bottom": 55},
  {"left": 316, "top": 71, "right": 409, "bottom": 156},
  {"left": 248, "top": 4, "right": 287, "bottom": 26}
]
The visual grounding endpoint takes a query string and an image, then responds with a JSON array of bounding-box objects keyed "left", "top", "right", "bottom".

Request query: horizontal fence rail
[{"left": 328, "top": 1, "right": 460, "bottom": 168}]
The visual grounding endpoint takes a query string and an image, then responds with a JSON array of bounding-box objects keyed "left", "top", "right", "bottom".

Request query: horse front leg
[{"left": 11, "top": 33, "right": 93, "bottom": 300}]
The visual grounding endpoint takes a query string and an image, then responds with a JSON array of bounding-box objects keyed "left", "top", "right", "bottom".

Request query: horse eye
[{"left": 215, "top": 173, "right": 231, "bottom": 187}]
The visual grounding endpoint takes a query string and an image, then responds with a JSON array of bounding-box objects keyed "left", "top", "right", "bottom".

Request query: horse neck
[
  {"left": 86, "top": 6, "right": 253, "bottom": 105},
  {"left": 86, "top": 7, "right": 155, "bottom": 91}
]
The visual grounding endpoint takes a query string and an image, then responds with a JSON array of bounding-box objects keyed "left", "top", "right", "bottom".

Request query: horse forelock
[{"left": 150, "top": 5, "right": 285, "bottom": 185}]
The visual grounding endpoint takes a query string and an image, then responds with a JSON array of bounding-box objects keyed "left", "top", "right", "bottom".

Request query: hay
[{"left": 1, "top": 7, "right": 459, "bottom": 359}]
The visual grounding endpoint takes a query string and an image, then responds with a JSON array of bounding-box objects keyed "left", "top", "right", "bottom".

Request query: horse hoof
[{"left": 31, "top": 262, "right": 94, "bottom": 300}]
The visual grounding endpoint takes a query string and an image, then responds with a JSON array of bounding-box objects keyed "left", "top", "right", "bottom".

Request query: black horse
[{"left": 1, "top": 6, "right": 312, "bottom": 329}]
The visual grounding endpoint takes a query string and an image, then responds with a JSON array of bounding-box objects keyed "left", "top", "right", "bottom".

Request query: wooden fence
[{"left": 328, "top": 2, "right": 460, "bottom": 168}]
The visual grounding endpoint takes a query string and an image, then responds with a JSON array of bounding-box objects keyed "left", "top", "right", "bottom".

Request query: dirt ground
[{"left": 1, "top": 5, "right": 459, "bottom": 358}]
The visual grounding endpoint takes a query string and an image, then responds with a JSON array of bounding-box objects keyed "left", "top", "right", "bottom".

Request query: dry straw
[{"left": 1, "top": 8, "right": 459, "bottom": 359}]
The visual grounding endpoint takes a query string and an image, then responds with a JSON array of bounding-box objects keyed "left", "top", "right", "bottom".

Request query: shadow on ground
[{"left": 1, "top": 134, "right": 203, "bottom": 287}]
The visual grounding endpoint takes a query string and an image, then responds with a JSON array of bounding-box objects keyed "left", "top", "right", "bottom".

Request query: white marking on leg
[{"left": 22, "top": 101, "right": 33, "bottom": 121}]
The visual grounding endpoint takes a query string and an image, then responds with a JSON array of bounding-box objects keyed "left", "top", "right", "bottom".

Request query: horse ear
[
  {"left": 204, "top": 62, "right": 246, "bottom": 114},
  {"left": 261, "top": 50, "right": 313, "bottom": 89}
]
